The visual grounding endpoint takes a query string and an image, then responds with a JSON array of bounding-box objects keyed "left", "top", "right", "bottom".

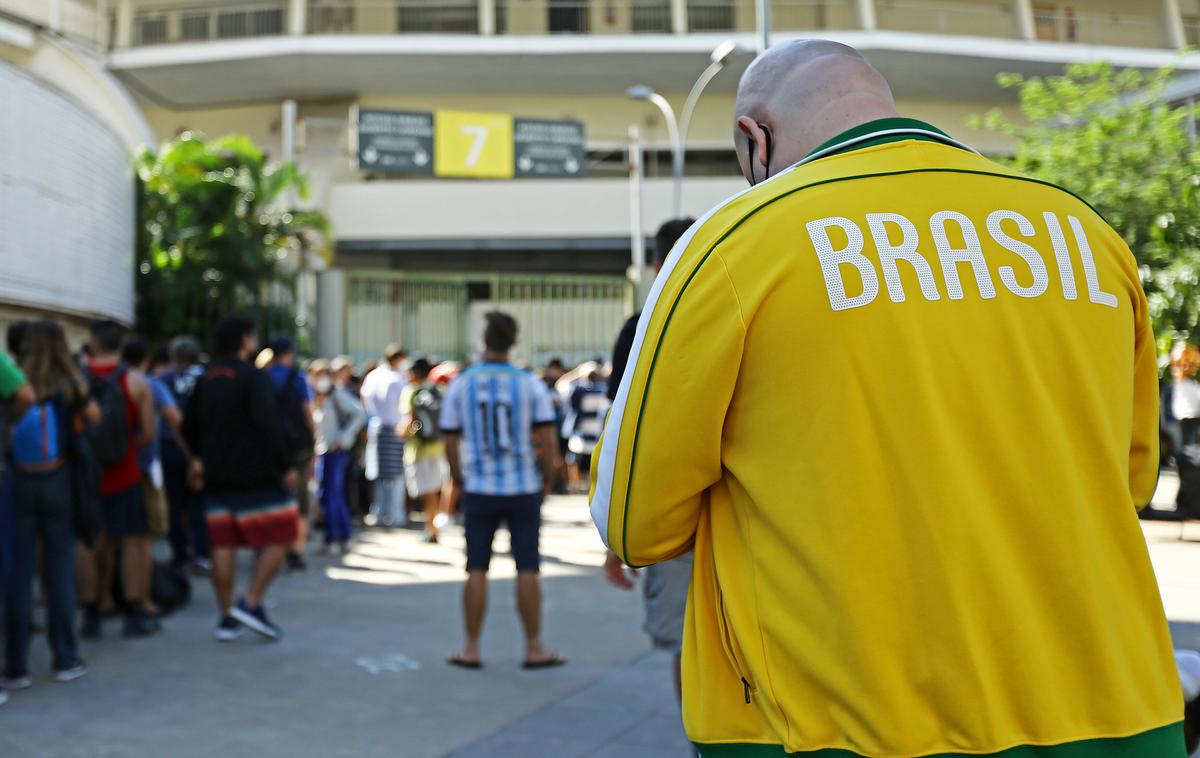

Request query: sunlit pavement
[
  {"left": 3, "top": 482, "right": 1200, "bottom": 757},
  {"left": 0, "top": 494, "right": 686, "bottom": 757}
]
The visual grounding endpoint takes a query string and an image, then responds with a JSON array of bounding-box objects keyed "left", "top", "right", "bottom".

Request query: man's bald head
[{"left": 734, "top": 40, "right": 898, "bottom": 183}]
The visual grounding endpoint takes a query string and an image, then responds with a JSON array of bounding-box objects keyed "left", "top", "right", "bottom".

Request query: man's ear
[{"left": 736, "top": 116, "right": 769, "bottom": 168}]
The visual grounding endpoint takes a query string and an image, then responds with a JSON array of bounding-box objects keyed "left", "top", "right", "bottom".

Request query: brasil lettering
[{"left": 805, "top": 210, "right": 1119, "bottom": 312}]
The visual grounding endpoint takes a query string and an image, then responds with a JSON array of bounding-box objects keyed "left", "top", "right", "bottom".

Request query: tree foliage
[
  {"left": 975, "top": 62, "right": 1200, "bottom": 346},
  {"left": 135, "top": 133, "right": 330, "bottom": 351}
]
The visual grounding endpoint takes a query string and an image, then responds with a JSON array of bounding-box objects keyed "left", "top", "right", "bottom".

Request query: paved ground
[{"left": 2, "top": 479, "right": 1200, "bottom": 758}]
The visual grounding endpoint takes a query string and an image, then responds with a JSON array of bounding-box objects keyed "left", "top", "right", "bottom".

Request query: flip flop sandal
[
  {"left": 522, "top": 655, "right": 568, "bottom": 670},
  {"left": 446, "top": 654, "right": 483, "bottom": 670}
]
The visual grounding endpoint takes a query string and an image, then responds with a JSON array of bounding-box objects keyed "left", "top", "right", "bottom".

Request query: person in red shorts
[{"left": 182, "top": 316, "right": 298, "bottom": 642}]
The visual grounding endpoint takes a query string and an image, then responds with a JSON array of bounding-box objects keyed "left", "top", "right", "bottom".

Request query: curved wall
[{"left": 0, "top": 60, "right": 135, "bottom": 323}]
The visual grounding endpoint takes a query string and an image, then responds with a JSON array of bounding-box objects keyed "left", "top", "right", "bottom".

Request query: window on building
[
  {"left": 548, "top": 0, "right": 589, "bottom": 33},
  {"left": 688, "top": 0, "right": 735, "bottom": 32},
  {"left": 134, "top": 13, "right": 167, "bottom": 45},
  {"left": 631, "top": 1, "right": 672, "bottom": 32}
]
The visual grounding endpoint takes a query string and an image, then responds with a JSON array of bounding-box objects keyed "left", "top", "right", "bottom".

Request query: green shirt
[{"left": 0, "top": 351, "right": 26, "bottom": 399}]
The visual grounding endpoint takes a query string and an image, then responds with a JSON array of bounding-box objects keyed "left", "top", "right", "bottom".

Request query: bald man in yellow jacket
[{"left": 590, "top": 40, "right": 1183, "bottom": 758}]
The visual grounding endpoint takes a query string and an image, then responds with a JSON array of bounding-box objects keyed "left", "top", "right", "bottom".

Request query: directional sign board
[
  {"left": 354, "top": 108, "right": 434, "bottom": 175},
  {"left": 353, "top": 107, "right": 585, "bottom": 179},
  {"left": 514, "top": 119, "right": 586, "bottom": 178}
]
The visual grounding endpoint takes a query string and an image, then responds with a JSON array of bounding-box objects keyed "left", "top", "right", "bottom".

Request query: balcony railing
[
  {"left": 688, "top": 0, "right": 855, "bottom": 33},
  {"left": 115, "top": 0, "right": 1174, "bottom": 48},
  {"left": 132, "top": 2, "right": 286, "bottom": 45},
  {"left": 1034, "top": 8, "right": 1162, "bottom": 49},
  {"left": 497, "top": 0, "right": 673, "bottom": 35},
  {"left": 877, "top": 0, "right": 1015, "bottom": 39},
  {"left": 309, "top": 0, "right": 477, "bottom": 34}
]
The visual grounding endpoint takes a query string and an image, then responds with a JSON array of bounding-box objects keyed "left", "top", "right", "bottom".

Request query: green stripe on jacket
[{"left": 695, "top": 722, "right": 1185, "bottom": 758}]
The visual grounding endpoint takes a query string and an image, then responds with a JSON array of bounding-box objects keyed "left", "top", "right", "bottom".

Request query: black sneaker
[
  {"left": 286, "top": 552, "right": 307, "bottom": 573},
  {"left": 80, "top": 608, "right": 101, "bottom": 641},
  {"left": 123, "top": 611, "right": 162, "bottom": 639},
  {"left": 229, "top": 598, "right": 281, "bottom": 641}
]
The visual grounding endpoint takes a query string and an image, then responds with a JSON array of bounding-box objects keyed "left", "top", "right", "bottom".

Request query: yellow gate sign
[{"left": 434, "top": 110, "right": 515, "bottom": 179}]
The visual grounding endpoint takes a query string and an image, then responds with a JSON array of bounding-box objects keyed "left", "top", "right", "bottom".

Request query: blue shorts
[{"left": 462, "top": 492, "right": 542, "bottom": 574}]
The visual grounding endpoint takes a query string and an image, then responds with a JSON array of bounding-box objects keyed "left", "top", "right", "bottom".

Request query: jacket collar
[{"left": 801, "top": 117, "right": 978, "bottom": 166}]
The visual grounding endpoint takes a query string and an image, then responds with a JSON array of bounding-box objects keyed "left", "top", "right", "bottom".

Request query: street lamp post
[
  {"left": 680, "top": 39, "right": 737, "bottom": 156},
  {"left": 626, "top": 85, "right": 683, "bottom": 218},
  {"left": 626, "top": 40, "right": 737, "bottom": 220}
]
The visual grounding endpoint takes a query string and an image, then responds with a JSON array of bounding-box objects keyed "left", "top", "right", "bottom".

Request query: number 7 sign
[{"left": 434, "top": 110, "right": 515, "bottom": 179}]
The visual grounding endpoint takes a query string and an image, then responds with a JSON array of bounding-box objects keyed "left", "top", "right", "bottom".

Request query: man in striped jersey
[{"left": 439, "top": 312, "right": 565, "bottom": 670}]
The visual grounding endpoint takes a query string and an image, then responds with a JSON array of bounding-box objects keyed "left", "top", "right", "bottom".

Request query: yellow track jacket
[{"left": 589, "top": 118, "right": 1183, "bottom": 757}]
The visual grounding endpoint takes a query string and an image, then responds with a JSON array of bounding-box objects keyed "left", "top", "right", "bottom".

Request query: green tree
[
  {"left": 135, "top": 132, "right": 330, "bottom": 351},
  {"left": 976, "top": 62, "right": 1200, "bottom": 347}
]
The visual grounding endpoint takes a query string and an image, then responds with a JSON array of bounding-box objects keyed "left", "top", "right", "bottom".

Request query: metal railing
[
  {"left": 1185, "top": 18, "right": 1200, "bottom": 48},
  {"left": 494, "top": 0, "right": 671, "bottom": 35},
  {"left": 344, "top": 272, "right": 629, "bottom": 365},
  {"left": 687, "top": 0, "right": 855, "bottom": 34},
  {"left": 876, "top": 0, "right": 1015, "bottom": 39},
  {"left": 1036, "top": 8, "right": 1163, "bottom": 49},
  {"left": 309, "top": 0, "right": 478, "bottom": 34},
  {"left": 132, "top": 2, "right": 287, "bottom": 45},
  {"left": 115, "top": 0, "right": 1173, "bottom": 46}
]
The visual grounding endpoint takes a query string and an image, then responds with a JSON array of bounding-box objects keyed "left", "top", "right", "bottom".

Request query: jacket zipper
[{"left": 715, "top": 582, "right": 754, "bottom": 704}]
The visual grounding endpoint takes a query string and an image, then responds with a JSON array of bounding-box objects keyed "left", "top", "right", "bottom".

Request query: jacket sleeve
[
  {"left": 589, "top": 244, "right": 745, "bottom": 567},
  {"left": 1129, "top": 277, "right": 1160, "bottom": 510}
]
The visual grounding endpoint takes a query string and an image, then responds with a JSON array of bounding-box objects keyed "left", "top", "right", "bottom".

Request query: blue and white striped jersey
[{"left": 439, "top": 362, "right": 556, "bottom": 496}]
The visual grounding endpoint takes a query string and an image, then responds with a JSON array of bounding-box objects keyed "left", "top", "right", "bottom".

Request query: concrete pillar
[
  {"left": 316, "top": 270, "right": 346, "bottom": 359},
  {"left": 670, "top": 0, "right": 687, "bottom": 35},
  {"left": 480, "top": 0, "right": 496, "bottom": 35},
  {"left": 114, "top": 0, "right": 133, "bottom": 48},
  {"left": 96, "top": 0, "right": 110, "bottom": 48},
  {"left": 288, "top": 0, "right": 306, "bottom": 35},
  {"left": 1011, "top": 0, "right": 1035, "bottom": 40},
  {"left": 47, "top": 0, "right": 63, "bottom": 31},
  {"left": 1163, "top": 0, "right": 1187, "bottom": 49},
  {"left": 855, "top": 0, "right": 876, "bottom": 31}
]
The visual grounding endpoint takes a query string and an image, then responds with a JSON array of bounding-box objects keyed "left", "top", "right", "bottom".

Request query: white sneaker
[
  {"left": 214, "top": 616, "right": 244, "bottom": 642},
  {"left": 0, "top": 675, "right": 31, "bottom": 690},
  {"left": 54, "top": 663, "right": 88, "bottom": 683}
]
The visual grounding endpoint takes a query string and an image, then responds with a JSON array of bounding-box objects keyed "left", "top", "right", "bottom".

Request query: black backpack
[
  {"left": 85, "top": 365, "right": 131, "bottom": 469},
  {"left": 275, "top": 367, "right": 314, "bottom": 467},
  {"left": 412, "top": 385, "right": 442, "bottom": 442}
]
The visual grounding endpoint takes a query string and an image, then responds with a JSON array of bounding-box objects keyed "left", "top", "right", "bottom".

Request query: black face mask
[{"left": 745, "top": 123, "right": 774, "bottom": 186}]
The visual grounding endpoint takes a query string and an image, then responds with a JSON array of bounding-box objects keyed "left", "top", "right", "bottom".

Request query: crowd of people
[{"left": 0, "top": 308, "right": 632, "bottom": 706}]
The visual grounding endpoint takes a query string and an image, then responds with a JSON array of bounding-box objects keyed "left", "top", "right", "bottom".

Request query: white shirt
[
  {"left": 360, "top": 364, "right": 406, "bottom": 426},
  {"left": 1174, "top": 379, "right": 1200, "bottom": 421}
]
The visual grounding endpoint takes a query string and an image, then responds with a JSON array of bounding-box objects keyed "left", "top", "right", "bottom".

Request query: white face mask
[{"left": 315, "top": 376, "right": 333, "bottom": 395}]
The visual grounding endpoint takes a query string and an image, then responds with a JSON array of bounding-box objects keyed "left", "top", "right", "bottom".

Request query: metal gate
[{"left": 344, "top": 272, "right": 631, "bottom": 367}]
